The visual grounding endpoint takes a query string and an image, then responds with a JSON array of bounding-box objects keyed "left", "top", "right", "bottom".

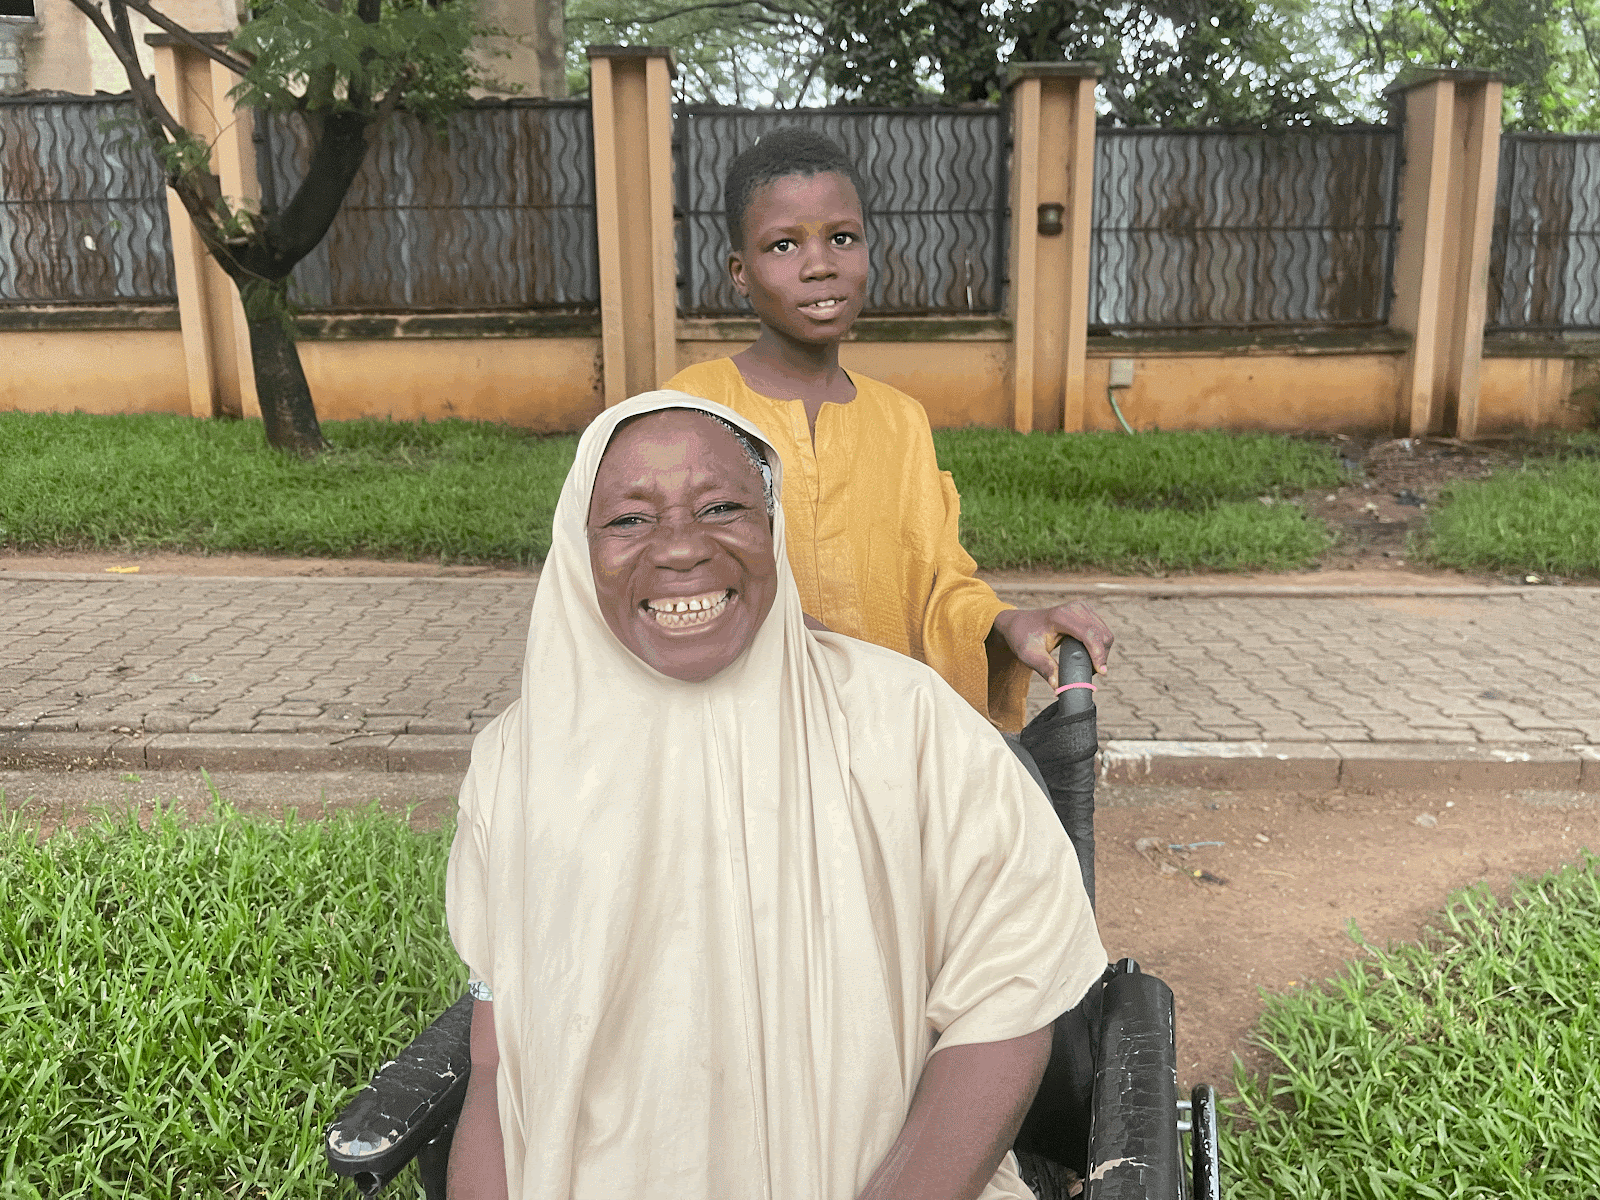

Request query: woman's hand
[{"left": 990, "top": 602, "right": 1114, "bottom": 689}]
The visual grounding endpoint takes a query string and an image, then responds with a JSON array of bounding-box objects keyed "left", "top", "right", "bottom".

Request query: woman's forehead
[{"left": 592, "top": 410, "right": 764, "bottom": 497}]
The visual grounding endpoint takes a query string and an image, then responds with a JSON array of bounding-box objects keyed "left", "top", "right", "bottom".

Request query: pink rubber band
[{"left": 1055, "top": 682, "right": 1097, "bottom": 695}]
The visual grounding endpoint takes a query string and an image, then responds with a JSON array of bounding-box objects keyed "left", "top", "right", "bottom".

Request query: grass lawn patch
[
  {"left": 0, "top": 412, "right": 577, "bottom": 564},
  {"left": 1223, "top": 856, "right": 1600, "bottom": 1199},
  {"left": 935, "top": 429, "right": 1341, "bottom": 571},
  {"left": 0, "top": 796, "right": 463, "bottom": 1198},
  {"left": 1422, "top": 436, "right": 1600, "bottom": 577},
  {"left": 0, "top": 412, "right": 1345, "bottom": 572}
]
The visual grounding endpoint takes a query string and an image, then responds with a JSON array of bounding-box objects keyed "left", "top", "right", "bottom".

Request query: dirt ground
[{"left": 3, "top": 768, "right": 1592, "bottom": 1098}]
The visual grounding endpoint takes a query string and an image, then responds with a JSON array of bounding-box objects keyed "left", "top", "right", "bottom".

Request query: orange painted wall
[
  {"left": 2, "top": 330, "right": 190, "bottom": 415},
  {"left": 295, "top": 338, "right": 605, "bottom": 432}
]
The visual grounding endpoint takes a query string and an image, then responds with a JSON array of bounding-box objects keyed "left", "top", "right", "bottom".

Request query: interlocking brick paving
[{"left": 4, "top": 577, "right": 1596, "bottom": 746}]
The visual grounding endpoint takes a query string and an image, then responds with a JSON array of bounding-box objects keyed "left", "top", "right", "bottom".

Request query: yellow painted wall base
[
  {"left": 1477, "top": 357, "right": 1595, "bottom": 433},
  {"left": 1079, "top": 352, "right": 1403, "bottom": 434},
  {"left": 2, "top": 330, "right": 190, "bottom": 415},
  {"left": 6, "top": 323, "right": 1597, "bottom": 439},
  {"left": 296, "top": 338, "right": 604, "bottom": 432}
]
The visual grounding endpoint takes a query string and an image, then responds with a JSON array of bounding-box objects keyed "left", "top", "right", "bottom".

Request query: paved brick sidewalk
[{"left": 3, "top": 574, "right": 1598, "bottom": 784}]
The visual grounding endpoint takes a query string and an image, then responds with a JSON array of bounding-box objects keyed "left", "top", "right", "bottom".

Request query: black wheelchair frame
[{"left": 325, "top": 640, "right": 1222, "bottom": 1199}]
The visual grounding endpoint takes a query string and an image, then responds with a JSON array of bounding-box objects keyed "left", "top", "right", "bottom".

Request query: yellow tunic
[{"left": 663, "top": 358, "right": 1031, "bottom": 730}]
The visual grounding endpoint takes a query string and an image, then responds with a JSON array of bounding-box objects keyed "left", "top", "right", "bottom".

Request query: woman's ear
[{"left": 727, "top": 251, "right": 750, "bottom": 297}]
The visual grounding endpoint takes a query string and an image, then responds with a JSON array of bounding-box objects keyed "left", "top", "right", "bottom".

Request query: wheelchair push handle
[{"left": 1055, "top": 636, "right": 1096, "bottom": 716}]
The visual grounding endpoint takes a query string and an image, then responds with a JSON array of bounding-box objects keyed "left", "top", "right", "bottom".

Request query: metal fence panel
[
  {"left": 0, "top": 96, "right": 177, "bottom": 305},
  {"left": 258, "top": 101, "right": 599, "bottom": 311},
  {"left": 1090, "top": 128, "right": 1399, "bottom": 331},
  {"left": 1488, "top": 133, "right": 1600, "bottom": 333},
  {"left": 677, "top": 107, "right": 1008, "bottom": 316}
]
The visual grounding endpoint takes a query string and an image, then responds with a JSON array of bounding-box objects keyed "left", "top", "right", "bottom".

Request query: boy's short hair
[{"left": 724, "top": 127, "right": 866, "bottom": 253}]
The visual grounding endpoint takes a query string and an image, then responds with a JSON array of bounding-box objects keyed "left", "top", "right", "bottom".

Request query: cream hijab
[{"left": 446, "top": 392, "right": 1104, "bottom": 1200}]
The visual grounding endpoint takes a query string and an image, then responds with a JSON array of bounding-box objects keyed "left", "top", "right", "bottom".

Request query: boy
[{"left": 664, "top": 128, "right": 1112, "bottom": 732}]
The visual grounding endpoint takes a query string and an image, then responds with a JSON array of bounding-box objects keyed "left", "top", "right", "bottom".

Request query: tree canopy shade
[
  {"left": 1338, "top": 0, "right": 1600, "bottom": 130},
  {"left": 70, "top": 0, "right": 489, "bottom": 454},
  {"left": 565, "top": 0, "right": 1600, "bottom": 130}
]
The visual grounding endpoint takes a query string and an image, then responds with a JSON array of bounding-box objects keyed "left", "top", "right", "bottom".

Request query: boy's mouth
[{"left": 800, "top": 298, "right": 846, "bottom": 316}]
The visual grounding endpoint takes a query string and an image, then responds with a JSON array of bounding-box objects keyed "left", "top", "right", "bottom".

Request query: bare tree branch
[
  {"left": 118, "top": 0, "right": 255, "bottom": 76},
  {"left": 63, "top": 0, "right": 187, "bottom": 141}
]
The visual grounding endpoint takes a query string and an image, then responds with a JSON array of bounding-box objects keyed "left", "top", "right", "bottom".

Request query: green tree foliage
[
  {"left": 69, "top": 0, "right": 488, "bottom": 453},
  {"left": 820, "top": 0, "right": 1332, "bottom": 123},
  {"left": 1339, "top": 0, "right": 1600, "bottom": 130},
  {"left": 565, "top": 0, "right": 836, "bottom": 104}
]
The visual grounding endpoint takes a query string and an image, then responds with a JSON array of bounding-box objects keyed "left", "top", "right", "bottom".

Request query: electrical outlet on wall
[{"left": 1109, "top": 358, "right": 1136, "bottom": 388}]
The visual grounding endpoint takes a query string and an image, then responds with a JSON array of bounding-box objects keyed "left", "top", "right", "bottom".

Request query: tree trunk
[{"left": 246, "top": 309, "right": 327, "bottom": 456}]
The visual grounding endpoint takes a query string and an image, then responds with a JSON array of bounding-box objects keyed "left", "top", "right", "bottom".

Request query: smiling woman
[
  {"left": 442, "top": 391, "right": 1104, "bottom": 1200},
  {"left": 586, "top": 409, "right": 779, "bottom": 681}
]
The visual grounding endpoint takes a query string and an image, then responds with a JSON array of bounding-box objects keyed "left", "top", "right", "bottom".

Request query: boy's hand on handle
[{"left": 990, "top": 602, "right": 1113, "bottom": 690}]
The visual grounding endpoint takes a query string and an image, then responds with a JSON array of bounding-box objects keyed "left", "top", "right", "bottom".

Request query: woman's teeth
[{"left": 646, "top": 591, "right": 731, "bottom": 628}]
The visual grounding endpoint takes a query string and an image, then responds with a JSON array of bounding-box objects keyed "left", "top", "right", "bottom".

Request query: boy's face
[{"left": 728, "top": 171, "right": 868, "bottom": 345}]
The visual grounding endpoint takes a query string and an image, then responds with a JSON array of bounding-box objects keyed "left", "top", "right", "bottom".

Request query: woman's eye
[
  {"left": 606, "top": 514, "right": 648, "bottom": 528},
  {"left": 702, "top": 502, "right": 744, "bottom": 518}
]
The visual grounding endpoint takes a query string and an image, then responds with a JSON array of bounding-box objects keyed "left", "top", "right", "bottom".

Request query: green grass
[
  {"left": 1223, "top": 856, "right": 1600, "bottom": 1199},
  {"left": 0, "top": 412, "right": 1347, "bottom": 572},
  {"left": 0, "top": 795, "right": 464, "bottom": 1198},
  {"left": 1422, "top": 435, "right": 1600, "bottom": 577},
  {"left": 0, "top": 412, "right": 578, "bottom": 564},
  {"left": 935, "top": 428, "right": 1342, "bottom": 570}
]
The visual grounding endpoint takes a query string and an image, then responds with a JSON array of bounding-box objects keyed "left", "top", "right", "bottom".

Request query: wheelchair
[{"left": 325, "top": 639, "right": 1222, "bottom": 1200}]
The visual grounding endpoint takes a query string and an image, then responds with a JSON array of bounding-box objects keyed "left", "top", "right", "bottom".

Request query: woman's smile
[{"left": 643, "top": 588, "right": 734, "bottom": 629}]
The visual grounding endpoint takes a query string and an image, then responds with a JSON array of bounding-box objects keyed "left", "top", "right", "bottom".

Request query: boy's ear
[{"left": 727, "top": 251, "right": 750, "bottom": 298}]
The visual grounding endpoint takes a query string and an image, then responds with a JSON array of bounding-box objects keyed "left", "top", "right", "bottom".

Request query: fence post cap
[
  {"left": 143, "top": 31, "right": 233, "bottom": 47},
  {"left": 586, "top": 44, "right": 678, "bottom": 77},
  {"left": 1382, "top": 66, "right": 1502, "bottom": 97},
  {"left": 1006, "top": 62, "right": 1101, "bottom": 87}
]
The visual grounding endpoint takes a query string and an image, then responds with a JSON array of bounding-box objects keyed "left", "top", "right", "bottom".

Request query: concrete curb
[
  {"left": 1100, "top": 739, "right": 1600, "bottom": 790},
  {"left": 991, "top": 582, "right": 1600, "bottom": 600},
  {"left": 5, "top": 731, "right": 1596, "bottom": 790},
  {"left": 7, "top": 569, "right": 1598, "bottom": 600}
]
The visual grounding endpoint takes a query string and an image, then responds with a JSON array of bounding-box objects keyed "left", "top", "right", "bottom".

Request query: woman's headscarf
[{"left": 446, "top": 392, "right": 1104, "bottom": 1200}]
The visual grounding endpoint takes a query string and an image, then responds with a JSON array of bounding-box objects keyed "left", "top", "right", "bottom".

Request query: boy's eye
[
  {"left": 770, "top": 239, "right": 794, "bottom": 253},
  {"left": 831, "top": 232, "right": 856, "bottom": 246}
]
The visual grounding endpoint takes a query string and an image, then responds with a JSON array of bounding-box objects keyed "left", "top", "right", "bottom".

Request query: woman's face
[{"left": 587, "top": 410, "right": 778, "bottom": 682}]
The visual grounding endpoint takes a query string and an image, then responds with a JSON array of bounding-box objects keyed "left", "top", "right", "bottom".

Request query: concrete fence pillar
[
  {"left": 587, "top": 45, "right": 677, "bottom": 406},
  {"left": 147, "top": 33, "right": 259, "bottom": 421},
  {"left": 1006, "top": 63, "right": 1099, "bottom": 433},
  {"left": 1386, "top": 68, "right": 1503, "bottom": 440}
]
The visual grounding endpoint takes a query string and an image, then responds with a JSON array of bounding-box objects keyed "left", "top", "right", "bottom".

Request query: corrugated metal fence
[
  {"left": 255, "top": 100, "right": 599, "bottom": 311},
  {"left": 1488, "top": 133, "right": 1600, "bottom": 332},
  {"left": 1089, "top": 128, "right": 1401, "bottom": 331},
  {"left": 11, "top": 94, "right": 1600, "bottom": 337},
  {"left": 0, "top": 95, "right": 176, "bottom": 304},
  {"left": 675, "top": 107, "right": 1008, "bottom": 316}
]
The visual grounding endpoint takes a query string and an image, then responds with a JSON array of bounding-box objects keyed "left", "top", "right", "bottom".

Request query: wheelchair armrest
[
  {"left": 326, "top": 992, "right": 475, "bottom": 1194},
  {"left": 1086, "top": 961, "right": 1182, "bottom": 1200}
]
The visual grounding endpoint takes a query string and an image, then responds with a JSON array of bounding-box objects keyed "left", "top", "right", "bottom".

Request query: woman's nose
[{"left": 647, "top": 516, "right": 715, "bottom": 566}]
